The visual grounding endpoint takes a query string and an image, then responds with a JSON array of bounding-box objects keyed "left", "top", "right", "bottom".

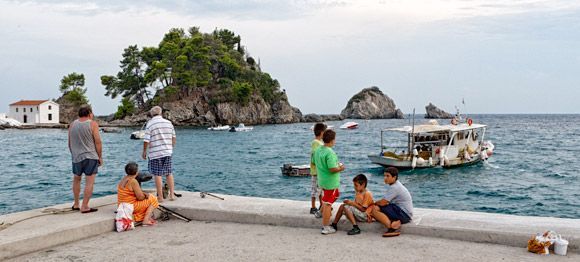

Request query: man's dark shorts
[
  {"left": 380, "top": 203, "right": 411, "bottom": 224},
  {"left": 72, "top": 159, "right": 99, "bottom": 176}
]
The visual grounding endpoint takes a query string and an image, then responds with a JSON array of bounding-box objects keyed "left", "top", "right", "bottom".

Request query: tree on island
[
  {"left": 59, "top": 72, "right": 89, "bottom": 105},
  {"left": 101, "top": 45, "right": 149, "bottom": 110},
  {"left": 101, "top": 26, "right": 285, "bottom": 119}
]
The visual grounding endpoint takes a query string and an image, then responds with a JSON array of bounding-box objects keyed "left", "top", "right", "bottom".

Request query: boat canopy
[{"left": 385, "top": 123, "right": 486, "bottom": 134}]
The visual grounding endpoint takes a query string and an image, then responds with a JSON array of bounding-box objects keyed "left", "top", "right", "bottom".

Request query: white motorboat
[
  {"left": 208, "top": 125, "right": 230, "bottom": 131},
  {"left": 339, "top": 121, "right": 359, "bottom": 129},
  {"left": 229, "top": 123, "right": 253, "bottom": 132},
  {"left": 130, "top": 124, "right": 146, "bottom": 140},
  {"left": 368, "top": 119, "right": 494, "bottom": 169}
]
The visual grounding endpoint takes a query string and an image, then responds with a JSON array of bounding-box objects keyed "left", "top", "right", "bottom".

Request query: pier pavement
[{"left": 1, "top": 192, "right": 578, "bottom": 261}]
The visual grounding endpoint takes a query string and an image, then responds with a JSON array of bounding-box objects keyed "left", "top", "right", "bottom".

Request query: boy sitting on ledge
[
  {"left": 331, "top": 174, "right": 373, "bottom": 235},
  {"left": 371, "top": 167, "right": 413, "bottom": 237}
]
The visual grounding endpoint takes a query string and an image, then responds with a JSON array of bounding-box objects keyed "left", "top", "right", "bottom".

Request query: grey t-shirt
[
  {"left": 69, "top": 119, "right": 98, "bottom": 163},
  {"left": 384, "top": 180, "right": 413, "bottom": 218}
]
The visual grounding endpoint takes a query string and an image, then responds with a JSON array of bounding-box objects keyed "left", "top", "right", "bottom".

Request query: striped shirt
[{"left": 144, "top": 116, "right": 176, "bottom": 160}]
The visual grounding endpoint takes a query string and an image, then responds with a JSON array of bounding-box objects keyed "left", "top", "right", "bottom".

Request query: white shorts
[
  {"left": 344, "top": 205, "right": 368, "bottom": 222},
  {"left": 310, "top": 176, "right": 320, "bottom": 198}
]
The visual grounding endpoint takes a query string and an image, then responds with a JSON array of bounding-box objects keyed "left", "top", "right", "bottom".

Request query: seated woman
[{"left": 117, "top": 162, "right": 159, "bottom": 226}]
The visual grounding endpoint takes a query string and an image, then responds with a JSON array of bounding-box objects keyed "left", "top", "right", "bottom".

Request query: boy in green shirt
[
  {"left": 309, "top": 123, "right": 327, "bottom": 218},
  {"left": 313, "top": 129, "right": 345, "bottom": 235}
]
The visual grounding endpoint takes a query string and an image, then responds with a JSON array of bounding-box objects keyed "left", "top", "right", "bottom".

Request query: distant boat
[
  {"left": 100, "top": 127, "right": 122, "bottom": 133},
  {"left": 309, "top": 125, "right": 334, "bottom": 130},
  {"left": 339, "top": 122, "right": 359, "bottom": 129},
  {"left": 130, "top": 124, "right": 146, "bottom": 140},
  {"left": 229, "top": 123, "right": 253, "bottom": 132},
  {"left": 280, "top": 164, "right": 310, "bottom": 177},
  {"left": 208, "top": 125, "right": 230, "bottom": 131}
]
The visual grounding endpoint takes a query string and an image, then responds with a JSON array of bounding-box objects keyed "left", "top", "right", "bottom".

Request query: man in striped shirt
[{"left": 142, "top": 106, "right": 176, "bottom": 202}]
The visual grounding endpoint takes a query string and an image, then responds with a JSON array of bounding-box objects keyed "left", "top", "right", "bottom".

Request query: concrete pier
[{"left": 0, "top": 192, "right": 578, "bottom": 260}]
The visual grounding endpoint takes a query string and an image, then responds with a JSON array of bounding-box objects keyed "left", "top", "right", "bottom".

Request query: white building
[{"left": 8, "top": 100, "right": 60, "bottom": 125}]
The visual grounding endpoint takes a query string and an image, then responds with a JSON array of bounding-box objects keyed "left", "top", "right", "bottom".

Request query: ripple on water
[{"left": 466, "top": 190, "right": 508, "bottom": 198}]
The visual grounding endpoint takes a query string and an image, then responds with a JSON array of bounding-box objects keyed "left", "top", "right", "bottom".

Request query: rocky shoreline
[{"left": 1, "top": 87, "right": 464, "bottom": 129}]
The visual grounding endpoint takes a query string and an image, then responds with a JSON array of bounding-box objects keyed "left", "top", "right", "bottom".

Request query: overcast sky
[{"left": 1, "top": 0, "right": 579, "bottom": 115}]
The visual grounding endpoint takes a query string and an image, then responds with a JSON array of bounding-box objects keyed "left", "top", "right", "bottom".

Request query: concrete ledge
[
  {"left": 162, "top": 192, "right": 580, "bottom": 252},
  {"left": 1, "top": 192, "right": 578, "bottom": 260},
  {"left": 0, "top": 196, "right": 117, "bottom": 260}
]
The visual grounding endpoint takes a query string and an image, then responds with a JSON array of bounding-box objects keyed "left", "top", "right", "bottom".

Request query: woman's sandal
[
  {"left": 382, "top": 228, "right": 401, "bottom": 237},
  {"left": 81, "top": 208, "right": 98, "bottom": 214}
]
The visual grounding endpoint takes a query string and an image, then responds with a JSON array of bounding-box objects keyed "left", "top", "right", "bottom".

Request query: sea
[{"left": 1, "top": 114, "right": 579, "bottom": 219}]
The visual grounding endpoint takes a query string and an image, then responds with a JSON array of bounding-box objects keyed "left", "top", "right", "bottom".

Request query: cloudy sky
[{"left": 1, "top": 0, "right": 579, "bottom": 115}]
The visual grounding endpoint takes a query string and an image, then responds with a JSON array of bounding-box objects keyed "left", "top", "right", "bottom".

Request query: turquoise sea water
[{"left": 1, "top": 115, "right": 579, "bottom": 218}]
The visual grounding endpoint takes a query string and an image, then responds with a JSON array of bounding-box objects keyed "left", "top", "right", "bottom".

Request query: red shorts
[{"left": 321, "top": 189, "right": 340, "bottom": 204}]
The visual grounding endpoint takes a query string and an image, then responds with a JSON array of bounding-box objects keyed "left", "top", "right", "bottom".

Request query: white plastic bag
[
  {"left": 115, "top": 203, "right": 135, "bottom": 232},
  {"left": 528, "top": 231, "right": 557, "bottom": 255}
]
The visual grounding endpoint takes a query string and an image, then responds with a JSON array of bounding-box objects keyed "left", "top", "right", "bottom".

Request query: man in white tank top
[{"left": 68, "top": 105, "right": 103, "bottom": 213}]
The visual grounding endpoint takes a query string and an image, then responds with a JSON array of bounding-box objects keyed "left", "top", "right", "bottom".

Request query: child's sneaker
[
  {"left": 310, "top": 208, "right": 317, "bottom": 214},
  {"left": 347, "top": 226, "right": 361, "bottom": 235},
  {"left": 314, "top": 209, "right": 322, "bottom": 218},
  {"left": 321, "top": 226, "right": 337, "bottom": 235}
]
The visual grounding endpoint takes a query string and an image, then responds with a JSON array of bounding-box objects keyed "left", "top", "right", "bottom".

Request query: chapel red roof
[{"left": 9, "top": 100, "right": 49, "bottom": 106}]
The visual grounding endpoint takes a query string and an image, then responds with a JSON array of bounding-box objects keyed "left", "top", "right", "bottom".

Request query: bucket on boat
[{"left": 554, "top": 235, "right": 569, "bottom": 256}]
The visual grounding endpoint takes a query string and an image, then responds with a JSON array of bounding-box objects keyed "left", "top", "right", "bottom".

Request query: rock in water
[
  {"left": 340, "top": 87, "right": 403, "bottom": 119},
  {"left": 425, "top": 103, "right": 453, "bottom": 119},
  {"left": 303, "top": 114, "right": 344, "bottom": 122}
]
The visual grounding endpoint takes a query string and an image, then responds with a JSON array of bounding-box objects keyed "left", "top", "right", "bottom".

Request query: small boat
[
  {"left": 280, "top": 164, "right": 311, "bottom": 177},
  {"left": 229, "top": 123, "right": 253, "bottom": 132},
  {"left": 368, "top": 118, "right": 494, "bottom": 169},
  {"left": 340, "top": 122, "right": 359, "bottom": 129},
  {"left": 208, "top": 125, "right": 230, "bottom": 131},
  {"left": 100, "top": 127, "right": 122, "bottom": 133},
  {"left": 309, "top": 125, "right": 334, "bottom": 130},
  {"left": 130, "top": 124, "right": 146, "bottom": 140}
]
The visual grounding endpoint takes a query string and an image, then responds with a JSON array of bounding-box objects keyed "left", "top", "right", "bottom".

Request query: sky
[{"left": 1, "top": 0, "right": 579, "bottom": 115}]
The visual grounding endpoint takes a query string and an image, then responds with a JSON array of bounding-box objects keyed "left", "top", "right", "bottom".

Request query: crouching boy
[{"left": 331, "top": 174, "right": 373, "bottom": 235}]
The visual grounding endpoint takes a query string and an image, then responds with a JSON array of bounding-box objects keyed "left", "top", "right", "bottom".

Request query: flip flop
[
  {"left": 71, "top": 206, "right": 80, "bottom": 211},
  {"left": 382, "top": 228, "right": 401, "bottom": 237},
  {"left": 174, "top": 192, "right": 182, "bottom": 198},
  {"left": 81, "top": 208, "right": 98, "bottom": 214}
]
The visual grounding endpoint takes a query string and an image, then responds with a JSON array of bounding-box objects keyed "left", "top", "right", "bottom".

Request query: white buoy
[
  {"left": 411, "top": 156, "right": 417, "bottom": 169},
  {"left": 429, "top": 157, "right": 433, "bottom": 166}
]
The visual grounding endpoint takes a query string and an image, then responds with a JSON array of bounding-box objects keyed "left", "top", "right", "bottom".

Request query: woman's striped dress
[{"left": 117, "top": 178, "right": 159, "bottom": 222}]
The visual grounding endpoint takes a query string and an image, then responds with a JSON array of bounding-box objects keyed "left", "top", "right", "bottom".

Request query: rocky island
[
  {"left": 425, "top": 103, "right": 453, "bottom": 119},
  {"left": 54, "top": 27, "right": 302, "bottom": 126},
  {"left": 340, "top": 86, "right": 404, "bottom": 119},
  {"left": 53, "top": 29, "right": 409, "bottom": 127}
]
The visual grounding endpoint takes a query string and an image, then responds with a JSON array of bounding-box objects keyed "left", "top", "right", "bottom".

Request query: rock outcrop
[
  {"left": 303, "top": 114, "right": 344, "bottom": 123},
  {"left": 107, "top": 88, "right": 303, "bottom": 126},
  {"left": 425, "top": 103, "right": 453, "bottom": 119},
  {"left": 340, "top": 87, "right": 403, "bottom": 119},
  {"left": 55, "top": 96, "right": 80, "bottom": 124}
]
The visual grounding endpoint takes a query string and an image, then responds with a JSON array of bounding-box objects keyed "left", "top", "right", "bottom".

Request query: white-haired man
[{"left": 142, "top": 106, "right": 176, "bottom": 202}]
